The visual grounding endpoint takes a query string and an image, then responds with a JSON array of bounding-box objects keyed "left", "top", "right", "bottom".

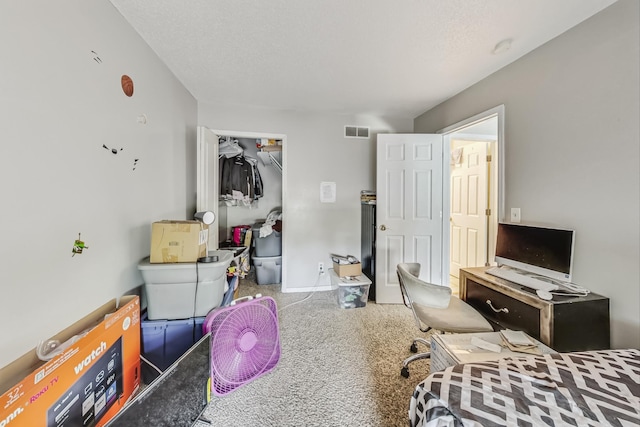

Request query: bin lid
[
  {"left": 329, "top": 269, "right": 371, "bottom": 286},
  {"left": 138, "top": 250, "right": 233, "bottom": 269}
]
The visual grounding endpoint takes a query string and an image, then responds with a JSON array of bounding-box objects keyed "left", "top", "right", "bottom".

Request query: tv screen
[{"left": 494, "top": 223, "right": 574, "bottom": 281}]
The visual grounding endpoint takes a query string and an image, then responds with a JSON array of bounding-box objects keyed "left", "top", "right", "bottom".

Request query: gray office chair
[{"left": 397, "top": 263, "right": 493, "bottom": 378}]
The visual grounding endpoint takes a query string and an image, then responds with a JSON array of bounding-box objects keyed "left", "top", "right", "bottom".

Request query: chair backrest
[{"left": 397, "top": 263, "right": 452, "bottom": 309}]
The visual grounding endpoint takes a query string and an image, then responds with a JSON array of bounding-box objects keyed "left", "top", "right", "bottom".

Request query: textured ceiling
[{"left": 108, "top": 0, "right": 617, "bottom": 118}]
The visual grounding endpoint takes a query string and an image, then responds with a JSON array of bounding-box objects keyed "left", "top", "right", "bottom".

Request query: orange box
[{"left": 0, "top": 296, "right": 141, "bottom": 427}]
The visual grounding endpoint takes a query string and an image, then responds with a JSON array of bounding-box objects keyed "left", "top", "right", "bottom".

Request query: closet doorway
[
  {"left": 439, "top": 106, "right": 504, "bottom": 294},
  {"left": 197, "top": 127, "right": 287, "bottom": 287}
]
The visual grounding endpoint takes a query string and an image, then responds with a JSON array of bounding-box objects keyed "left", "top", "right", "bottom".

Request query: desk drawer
[{"left": 466, "top": 280, "right": 541, "bottom": 340}]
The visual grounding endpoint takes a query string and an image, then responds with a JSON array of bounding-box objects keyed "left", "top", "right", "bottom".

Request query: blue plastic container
[{"left": 140, "top": 312, "right": 205, "bottom": 382}]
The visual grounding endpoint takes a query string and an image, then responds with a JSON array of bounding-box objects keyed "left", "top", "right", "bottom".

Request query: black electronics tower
[{"left": 361, "top": 202, "right": 376, "bottom": 301}]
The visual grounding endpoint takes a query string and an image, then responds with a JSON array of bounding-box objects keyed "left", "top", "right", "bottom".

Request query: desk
[
  {"left": 106, "top": 335, "right": 210, "bottom": 427},
  {"left": 460, "top": 267, "right": 610, "bottom": 352}
]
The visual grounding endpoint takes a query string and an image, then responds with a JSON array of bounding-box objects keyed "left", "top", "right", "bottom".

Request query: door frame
[
  {"left": 198, "top": 128, "right": 288, "bottom": 290},
  {"left": 438, "top": 105, "right": 505, "bottom": 283}
]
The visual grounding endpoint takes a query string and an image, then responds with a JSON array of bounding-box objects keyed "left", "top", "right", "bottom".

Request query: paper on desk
[
  {"left": 471, "top": 336, "right": 502, "bottom": 353},
  {"left": 500, "top": 330, "right": 534, "bottom": 346},
  {"left": 499, "top": 330, "right": 542, "bottom": 355},
  {"left": 501, "top": 339, "right": 542, "bottom": 355}
]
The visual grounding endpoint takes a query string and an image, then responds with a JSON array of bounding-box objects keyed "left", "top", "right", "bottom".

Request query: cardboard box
[
  {"left": 0, "top": 296, "right": 141, "bottom": 427},
  {"left": 150, "top": 220, "right": 208, "bottom": 263},
  {"left": 333, "top": 262, "right": 362, "bottom": 277}
]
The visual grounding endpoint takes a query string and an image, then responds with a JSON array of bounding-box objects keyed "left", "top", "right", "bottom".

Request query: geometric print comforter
[{"left": 409, "top": 349, "right": 640, "bottom": 427}]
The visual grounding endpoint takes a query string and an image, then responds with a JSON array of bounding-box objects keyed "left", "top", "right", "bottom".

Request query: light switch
[{"left": 511, "top": 208, "right": 521, "bottom": 223}]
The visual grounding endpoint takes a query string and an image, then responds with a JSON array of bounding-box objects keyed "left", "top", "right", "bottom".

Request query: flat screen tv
[{"left": 494, "top": 222, "right": 575, "bottom": 282}]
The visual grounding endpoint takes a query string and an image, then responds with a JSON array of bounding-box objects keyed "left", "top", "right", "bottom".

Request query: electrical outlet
[
  {"left": 318, "top": 262, "right": 325, "bottom": 274},
  {"left": 511, "top": 208, "right": 521, "bottom": 223}
]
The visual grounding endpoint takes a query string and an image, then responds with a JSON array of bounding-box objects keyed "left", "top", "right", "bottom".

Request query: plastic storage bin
[
  {"left": 138, "top": 250, "right": 233, "bottom": 320},
  {"left": 330, "top": 269, "right": 371, "bottom": 309},
  {"left": 140, "top": 313, "right": 205, "bottom": 382},
  {"left": 252, "top": 222, "right": 282, "bottom": 257},
  {"left": 253, "top": 255, "right": 282, "bottom": 285}
]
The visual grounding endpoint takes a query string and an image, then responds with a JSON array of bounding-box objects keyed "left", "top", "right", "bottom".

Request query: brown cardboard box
[
  {"left": 0, "top": 296, "right": 141, "bottom": 427},
  {"left": 150, "top": 220, "right": 207, "bottom": 263},
  {"left": 333, "top": 262, "right": 362, "bottom": 277}
]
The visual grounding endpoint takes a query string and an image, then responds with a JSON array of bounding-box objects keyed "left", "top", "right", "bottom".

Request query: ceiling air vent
[{"left": 344, "top": 126, "right": 370, "bottom": 139}]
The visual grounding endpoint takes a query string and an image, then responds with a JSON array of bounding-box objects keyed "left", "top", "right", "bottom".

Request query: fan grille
[{"left": 208, "top": 296, "right": 280, "bottom": 395}]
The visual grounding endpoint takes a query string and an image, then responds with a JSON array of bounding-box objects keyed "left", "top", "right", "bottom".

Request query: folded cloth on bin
[{"left": 260, "top": 210, "right": 282, "bottom": 237}]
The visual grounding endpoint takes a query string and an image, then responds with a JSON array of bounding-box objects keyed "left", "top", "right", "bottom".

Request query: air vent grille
[{"left": 344, "top": 126, "right": 370, "bottom": 139}]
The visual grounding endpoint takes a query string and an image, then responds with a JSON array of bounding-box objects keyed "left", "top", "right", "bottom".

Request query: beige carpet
[{"left": 199, "top": 275, "right": 434, "bottom": 426}]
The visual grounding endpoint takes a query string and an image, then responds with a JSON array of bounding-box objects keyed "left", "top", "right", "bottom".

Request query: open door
[
  {"left": 375, "top": 134, "right": 444, "bottom": 304},
  {"left": 197, "top": 126, "right": 220, "bottom": 249},
  {"left": 449, "top": 140, "right": 489, "bottom": 283}
]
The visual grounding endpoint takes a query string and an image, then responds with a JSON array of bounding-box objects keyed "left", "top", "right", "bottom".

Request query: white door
[
  {"left": 376, "top": 134, "right": 444, "bottom": 304},
  {"left": 197, "top": 126, "right": 220, "bottom": 249},
  {"left": 449, "top": 141, "right": 489, "bottom": 282}
]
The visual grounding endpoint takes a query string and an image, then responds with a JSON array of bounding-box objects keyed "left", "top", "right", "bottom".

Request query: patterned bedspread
[{"left": 409, "top": 349, "right": 640, "bottom": 427}]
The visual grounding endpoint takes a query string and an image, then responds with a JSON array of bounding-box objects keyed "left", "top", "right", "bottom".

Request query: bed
[{"left": 409, "top": 349, "right": 640, "bottom": 427}]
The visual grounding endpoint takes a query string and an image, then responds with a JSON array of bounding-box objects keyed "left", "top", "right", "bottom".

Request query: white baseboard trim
[{"left": 281, "top": 285, "right": 334, "bottom": 293}]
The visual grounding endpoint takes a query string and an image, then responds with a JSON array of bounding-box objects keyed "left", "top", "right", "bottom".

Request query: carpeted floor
[{"left": 198, "top": 274, "right": 435, "bottom": 426}]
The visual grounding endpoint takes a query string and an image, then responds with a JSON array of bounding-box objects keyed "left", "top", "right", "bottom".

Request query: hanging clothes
[{"left": 220, "top": 154, "right": 264, "bottom": 206}]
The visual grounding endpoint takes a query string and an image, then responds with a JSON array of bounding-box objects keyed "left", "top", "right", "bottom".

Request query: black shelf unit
[{"left": 361, "top": 203, "right": 376, "bottom": 301}]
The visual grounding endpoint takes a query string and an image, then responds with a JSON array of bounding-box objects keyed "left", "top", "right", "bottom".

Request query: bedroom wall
[
  {"left": 198, "top": 104, "right": 413, "bottom": 292},
  {"left": 0, "top": 0, "right": 197, "bottom": 367},
  {"left": 414, "top": 0, "right": 640, "bottom": 349}
]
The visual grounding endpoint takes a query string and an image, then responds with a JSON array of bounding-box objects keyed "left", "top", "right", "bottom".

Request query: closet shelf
[
  {"left": 260, "top": 145, "right": 282, "bottom": 152},
  {"left": 257, "top": 151, "right": 282, "bottom": 173}
]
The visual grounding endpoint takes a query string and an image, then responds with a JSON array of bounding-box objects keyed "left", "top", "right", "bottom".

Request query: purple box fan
[{"left": 202, "top": 295, "right": 281, "bottom": 396}]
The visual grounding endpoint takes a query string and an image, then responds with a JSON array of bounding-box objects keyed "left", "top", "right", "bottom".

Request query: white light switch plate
[{"left": 511, "top": 208, "right": 521, "bottom": 223}]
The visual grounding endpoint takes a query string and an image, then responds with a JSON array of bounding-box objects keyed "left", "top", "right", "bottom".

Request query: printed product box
[
  {"left": 0, "top": 296, "right": 141, "bottom": 427},
  {"left": 150, "top": 220, "right": 208, "bottom": 263},
  {"left": 333, "top": 262, "right": 362, "bottom": 277}
]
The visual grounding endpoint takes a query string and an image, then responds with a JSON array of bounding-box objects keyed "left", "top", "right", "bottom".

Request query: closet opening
[{"left": 197, "top": 127, "right": 287, "bottom": 290}]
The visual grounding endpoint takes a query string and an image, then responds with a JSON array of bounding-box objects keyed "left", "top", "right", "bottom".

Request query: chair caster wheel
[
  {"left": 401, "top": 367, "right": 410, "bottom": 378},
  {"left": 410, "top": 343, "right": 418, "bottom": 353}
]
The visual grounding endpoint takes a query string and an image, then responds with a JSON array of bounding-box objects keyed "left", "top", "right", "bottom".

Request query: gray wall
[
  {"left": 415, "top": 0, "right": 639, "bottom": 349},
  {"left": 198, "top": 104, "right": 413, "bottom": 291},
  {"left": 0, "top": 0, "right": 197, "bottom": 367}
]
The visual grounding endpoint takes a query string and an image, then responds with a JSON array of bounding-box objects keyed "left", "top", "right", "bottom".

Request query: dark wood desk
[{"left": 460, "top": 267, "right": 610, "bottom": 352}]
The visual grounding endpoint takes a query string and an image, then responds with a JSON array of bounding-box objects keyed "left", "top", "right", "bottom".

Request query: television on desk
[{"left": 494, "top": 222, "right": 575, "bottom": 282}]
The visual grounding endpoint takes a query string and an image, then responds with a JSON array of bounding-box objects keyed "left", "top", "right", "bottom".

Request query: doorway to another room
[{"left": 440, "top": 107, "right": 503, "bottom": 295}]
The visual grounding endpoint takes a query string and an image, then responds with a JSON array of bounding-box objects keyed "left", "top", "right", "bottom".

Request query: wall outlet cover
[{"left": 511, "top": 208, "right": 521, "bottom": 223}]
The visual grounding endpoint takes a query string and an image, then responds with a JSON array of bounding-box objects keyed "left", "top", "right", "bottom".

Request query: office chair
[{"left": 397, "top": 263, "right": 493, "bottom": 378}]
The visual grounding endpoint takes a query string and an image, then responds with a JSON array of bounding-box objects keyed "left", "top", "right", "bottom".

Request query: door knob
[{"left": 379, "top": 225, "right": 387, "bottom": 231}]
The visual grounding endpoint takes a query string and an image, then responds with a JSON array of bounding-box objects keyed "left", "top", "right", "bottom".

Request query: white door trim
[
  {"left": 437, "top": 104, "right": 505, "bottom": 284},
  {"left": 438, "top": 105, "right": 505, "bottom": 221}
]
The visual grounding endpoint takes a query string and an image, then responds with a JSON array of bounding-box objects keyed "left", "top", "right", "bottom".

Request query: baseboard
[{"left": 282, "top": 285, "right": 334, "bottom": 293}]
